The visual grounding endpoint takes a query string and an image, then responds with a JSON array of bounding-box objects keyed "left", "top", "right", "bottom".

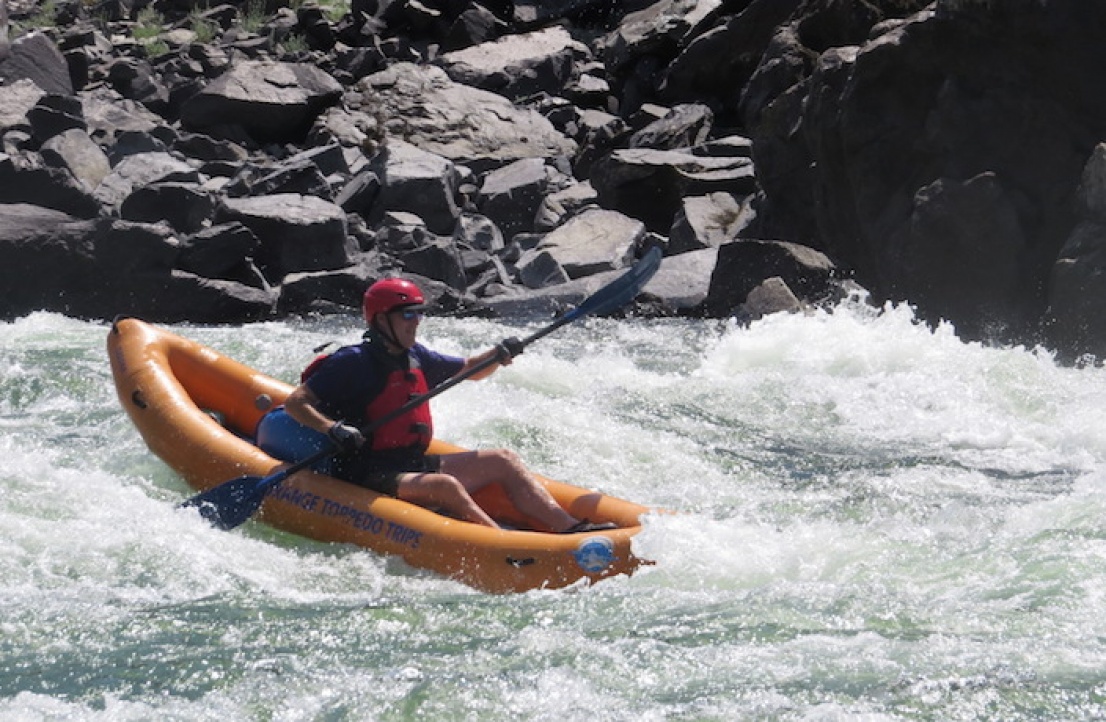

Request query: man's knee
[
  {"left": 487, "top": 448, "right": 524, "bottom": 471},
  {"left": 425, "top": 472, "right": 467, "bottom": 499}
]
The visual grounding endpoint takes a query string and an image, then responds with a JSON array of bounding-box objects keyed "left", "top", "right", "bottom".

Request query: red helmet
[{"left": 362, "top": 278, "right": 426, "bottom": 322}]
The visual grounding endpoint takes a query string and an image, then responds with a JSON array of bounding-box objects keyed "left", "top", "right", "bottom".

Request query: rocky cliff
[{"left": 2, "top": 0, "right": 1105, "bottom": 362}]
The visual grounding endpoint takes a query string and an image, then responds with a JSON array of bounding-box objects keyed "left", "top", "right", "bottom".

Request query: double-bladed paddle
[{"left": 181, "top": 246, "right": 663, "bottom": 530}]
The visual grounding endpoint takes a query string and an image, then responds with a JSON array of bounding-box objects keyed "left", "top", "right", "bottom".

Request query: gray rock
[
  {"left": 669, "top": 192, "right": 755, "bottom": 254},
  {"left": 453, "top": 212, "right": 505, "bottom": 253},
  {"left": 395, "top": 235, "right": 467, "bottom": 290},
  {"left": 477, "top": 157, "right": 550, "bottom": 238},
  {"left": 359, "top": 63, "right": 576, "bottom": 171},
  {"left": 0, "top": 151, "right": 101, "bottom": 218},
  {"left": 0, "top": 78, "right": 45, "bottom": 135},
  {"left": 369, "top": 139, "right": 461, "bottom": 235},
  {"left": 217, "top": 193, "right": 352, "bottom": 282},
  {"left": 156, "top": 270, "right": 279, "bottom": 323},
  {"left": 641, "top": 246, "right": 718, "bottom": 311},
  {"left": 437, "top": 25, "right": 587, "bottom": 100},
  {"left": 81, "top": 87, "right": 169, "bottom": 146},
  {"left": 591, "top": 147, "right": 756, "bottom": 233},
  {"left": 178, "top": 222, "right": 265, "bottom": 286},
  {"left": 27, "top": 94, "right": 85, "bottom": 144},
  {"left": 884, "top": 173, "right": 1030, "bottom": 339},
  {"left": 534, "top": 180, "right": 598, "bottom": 232},
  {"left": 735, "top": 276, "right": 803, "bottom": 323},
  {"left": 516, "top": 248, "right": 570, "bottom": 289},
  {"left": 93, "top": 151, "right": 199, "bottom": 210},
  {"left": 601, "top": 0, "right": 724, "bottom": 75},
  {"left": 704, "top": 239, "right": 836, "bottom": 317},
  {"left": 92, "top": 219, "right": 179, "bottom": 275},
  {"left": 333, "top": 168, "right": 381, "bottom": 214},
  {"left": 1046, "top": 145, "right": 1106, "bottom": 360},
  {"left": 535, "top": 208, "right": 644, "bottom": 279},
  {"left": 180, "top": 60, "right": 343, "bottom": 144},
  {"left": 659, "top": 0, "right": 802, "bottom": 113},
  {"left": 39, "top": 128, "right": 111, "bottom": 192},
  {"left": 0, "top": 2, "right": 7, "bottom": 63},
  {"left": 628, "top": 103, "right": 714, "bottom": 151},
  {"left": 513, "top": 0, "right": 612, "bottom": 26},
  {"left": 0, "top": 203, "right": 97, "bottom": 319},
  {"left": 231, "top": 158, "right": 333, "bottom": 200},
  {"left": 278, "top": 256, "right": 387, "bottom": 315},
  {"left": 443, "top": 4, "right": 505, "bottom": 52},
  {"left": 120, "top": 182, "right": 216, "bottom": 234},
  {"left": 0, "top": 32, "right": 73, "bottom": 95},
  {"left": 1046, "top": 220, "right": 1106, "bottom": 361}
]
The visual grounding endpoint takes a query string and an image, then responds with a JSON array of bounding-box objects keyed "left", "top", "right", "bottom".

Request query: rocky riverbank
[{"left": 2, "top": 0, "right": 1106, "bottom": 361}]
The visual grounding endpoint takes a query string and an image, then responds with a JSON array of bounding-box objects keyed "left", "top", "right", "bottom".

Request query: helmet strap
[{"left": 372, "top": 313, "right": 405, "bottom": 352}]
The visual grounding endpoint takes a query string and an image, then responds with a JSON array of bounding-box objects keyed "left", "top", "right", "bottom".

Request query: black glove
[
  {"left": 328, "top": 422, "right": 365, "bottom": 453},
  {"left": 496, "top": 336, "right": 525, "bottom": 362}
]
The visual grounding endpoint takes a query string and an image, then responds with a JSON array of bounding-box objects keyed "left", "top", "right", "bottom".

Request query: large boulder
[
  {"left": 81, "top": 86, "right": 171, "bottom": 146},
  {"left": 704, "top": 239, "right": 837, "bottom": 317},
  {"left": 93, "top": 151, "right": 199, "bottom": 210},
  {"left": 216, "top": 193, "right": 352, "bottom": 282},
  {"left": 358, "top": 63, "right": 576, "bottom": 171},
  {"left": 532, "top": 208, "right": 645, "bottom": 279},
  {"left": 437, "top": 25, "right": 588, "bottom": 100},
  {"left": 39, "top": 127, "right": 111, "bottom": 191},
  {"left": 477, "top": 157, "right": 552, "bottom": 238},
  {"left": 0, "top": 152, "right": 101, "bottom": 218},
  {"left": 368, "top": 140, "right": 461, "bottom": 235},
  {"left": 181, "top": 61, "right": 344, "bottom": 144},
  {"left": 641, "top": 246, "right": 718, "bottom": 311},
  {"left": 591, "top": 146, "right": 756, "bottom": 233},
  {"left": 0, "top": 203, "right": 97, "bottom": 319},
  {"left": 0, "top": 32, "right": 73, "bottom": 95}
]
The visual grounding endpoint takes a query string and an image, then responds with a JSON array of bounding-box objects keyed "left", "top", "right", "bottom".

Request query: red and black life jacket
[
  {"left": 301, "top": 343, "right": 433, "bottom": 453},
  {"left": 364, "top": 356, "right": 433, "bottom": 452}
]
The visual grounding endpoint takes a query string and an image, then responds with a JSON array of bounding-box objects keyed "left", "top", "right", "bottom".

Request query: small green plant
[
  {"left": 133, "top": 7, "right": 165, "bottom": 44},
  {"left": 188, "top": 8, "right": 219, "bottom": 44},
  {"left": 320, "top": 0, "right": 350, "bottom": 23},
  {"left": 241, "top": 0, "right": 269, "bottom": 33},
  {"left": 143, "top": 39, "right": 171, "bottom": 57},
  {"left": 11, "top": 0, "right": 58, "bottom": 36},
  {"left": 281, "top": 32, "right": 309, "bottom": 54}
]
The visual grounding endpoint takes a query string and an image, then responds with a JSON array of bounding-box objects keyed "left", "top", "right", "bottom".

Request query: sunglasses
[{"left": 394, "top": 309, "right": 424, "bottom": 321}]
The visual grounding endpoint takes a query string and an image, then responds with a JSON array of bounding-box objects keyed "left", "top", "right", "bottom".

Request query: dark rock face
[
  {"left": 745, "top": 0, "right": 1106, "bottom": 354},
  {"left": 1, "top": 0, "right": 1106, "bottom": 361}
]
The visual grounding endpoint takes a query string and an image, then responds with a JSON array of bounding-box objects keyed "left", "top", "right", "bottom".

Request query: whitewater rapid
[{"left": 3, "top": 298, "right": 1106, "bottom": 720}]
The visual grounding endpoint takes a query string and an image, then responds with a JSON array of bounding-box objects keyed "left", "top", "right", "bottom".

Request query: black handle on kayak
[{"left": 180, "top": 247, "right": 663, "bottom": 530}]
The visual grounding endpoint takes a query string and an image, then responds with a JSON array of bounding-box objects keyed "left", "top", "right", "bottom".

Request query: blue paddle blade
[
  {"left": 567, "top": 246, "right": 662, "bottom": 321},
  {"left": 179, "top": 475, "right": 273, "bottom": 530}
]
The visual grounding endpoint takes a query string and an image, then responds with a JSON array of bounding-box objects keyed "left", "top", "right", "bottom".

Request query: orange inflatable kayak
[{"left": 108, "top": 317, "right": 653, "bottom": 593}]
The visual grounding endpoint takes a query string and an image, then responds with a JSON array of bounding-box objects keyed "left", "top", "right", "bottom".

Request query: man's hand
[
  {"left": 496, "top": 336, "right": 525, "bottom": 363},
  {"left": 328, "top": 422, "right": 365, "bottom": 453}
]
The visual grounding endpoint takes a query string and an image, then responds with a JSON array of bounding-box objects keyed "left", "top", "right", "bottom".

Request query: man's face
[{"left": 383, "top": 307, "right": 423, "bottom": 350}]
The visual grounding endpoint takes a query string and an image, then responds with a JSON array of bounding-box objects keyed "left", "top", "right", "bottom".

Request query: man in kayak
[{"left": 282, "top": 277, "right": 614, "bottom": 533}]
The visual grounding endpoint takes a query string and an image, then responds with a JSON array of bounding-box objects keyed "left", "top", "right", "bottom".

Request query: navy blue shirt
[{"left": 304, "top": 339, "right": 464, "bottom": 427}]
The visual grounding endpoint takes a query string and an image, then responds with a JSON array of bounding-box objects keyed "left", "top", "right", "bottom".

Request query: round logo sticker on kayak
[{"left": 574, "top": 536, "right": 615, "bottom": 573}]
